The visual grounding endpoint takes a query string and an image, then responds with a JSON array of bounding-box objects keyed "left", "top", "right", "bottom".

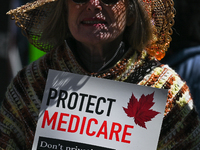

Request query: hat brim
[{"left": 7, "top": 0, "right": 175, "bottom": 60}]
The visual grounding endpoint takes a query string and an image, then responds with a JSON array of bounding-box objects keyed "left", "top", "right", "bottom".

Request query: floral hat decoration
[{"left": 7, "top": 0, "right": 175, "bottom": 60}]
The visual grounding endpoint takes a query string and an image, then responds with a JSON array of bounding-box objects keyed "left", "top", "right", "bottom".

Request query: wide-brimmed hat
[{"left": 7, "top": 0, "right": 175, "bottom": 60}]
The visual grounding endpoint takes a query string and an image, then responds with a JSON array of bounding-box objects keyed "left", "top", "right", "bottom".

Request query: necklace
[
  {"left": 63, "top": 40, "right": 148, "bottom": 81},
  {"left": 97, "top": 41, "right": 125, "bottom": 72}
]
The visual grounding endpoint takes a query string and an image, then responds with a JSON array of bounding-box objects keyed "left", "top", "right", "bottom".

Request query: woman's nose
[{"left": 86, "top": 0, "right": 102, "bottom": 11}]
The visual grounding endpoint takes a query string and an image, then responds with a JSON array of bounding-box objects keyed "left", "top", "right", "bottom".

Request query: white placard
[{"left": 32, "top": 69, "right": 168, "bottom": 150}]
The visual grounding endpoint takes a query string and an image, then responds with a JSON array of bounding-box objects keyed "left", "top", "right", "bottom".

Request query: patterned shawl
[{"left": 0, "top": 42, "right": 200, "bottom": 149}]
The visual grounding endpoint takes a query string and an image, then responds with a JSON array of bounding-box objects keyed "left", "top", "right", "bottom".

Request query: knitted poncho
[{"left": 0, "top": 42, "right": 200, "bottom": 150}]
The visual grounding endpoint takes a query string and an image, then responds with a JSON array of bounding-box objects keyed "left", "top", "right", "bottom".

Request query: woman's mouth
[{"left": 81, "top": 18, "right": 107, "bottom": 26}]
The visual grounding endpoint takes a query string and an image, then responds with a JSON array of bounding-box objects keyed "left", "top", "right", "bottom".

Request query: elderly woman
[{"left": 0, "top": 0, "right": 200, "bottom": 149}]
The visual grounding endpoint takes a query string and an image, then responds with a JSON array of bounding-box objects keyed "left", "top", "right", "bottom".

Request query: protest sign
[{"left": 32, "top": 69, "right": 168, "bottom": 150}]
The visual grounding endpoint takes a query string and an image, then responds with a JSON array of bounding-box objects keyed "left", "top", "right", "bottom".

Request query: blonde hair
[
  {"left": 39, "top": 0, "right": 68, "bottom": 48},
  {"left": 125, "top": 0, "right": 152, "bottom": 51},
  {"left": 40, "top": 0, "right": 152, "bottom": 51}
]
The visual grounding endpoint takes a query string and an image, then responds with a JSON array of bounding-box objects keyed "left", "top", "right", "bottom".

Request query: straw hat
[{"left": 7, "top": 0, "right": 175, "bottom": 60}]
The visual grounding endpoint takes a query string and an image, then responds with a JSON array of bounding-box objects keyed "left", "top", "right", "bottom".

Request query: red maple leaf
[{"left": 123, "top": 92, "right": 160, "bottom": 129}]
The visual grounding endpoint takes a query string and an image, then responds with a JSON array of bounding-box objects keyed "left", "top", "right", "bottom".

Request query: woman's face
[{"left": 67, "top": 0, "right": 130, "bottom": 46}]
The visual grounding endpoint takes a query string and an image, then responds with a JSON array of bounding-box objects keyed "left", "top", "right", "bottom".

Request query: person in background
[
  {"left": 161, "top": 0, "right": 200, "bottom": 115},
  {"left": 0, "top": 0, "right": 200, "bottom": 149}
]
